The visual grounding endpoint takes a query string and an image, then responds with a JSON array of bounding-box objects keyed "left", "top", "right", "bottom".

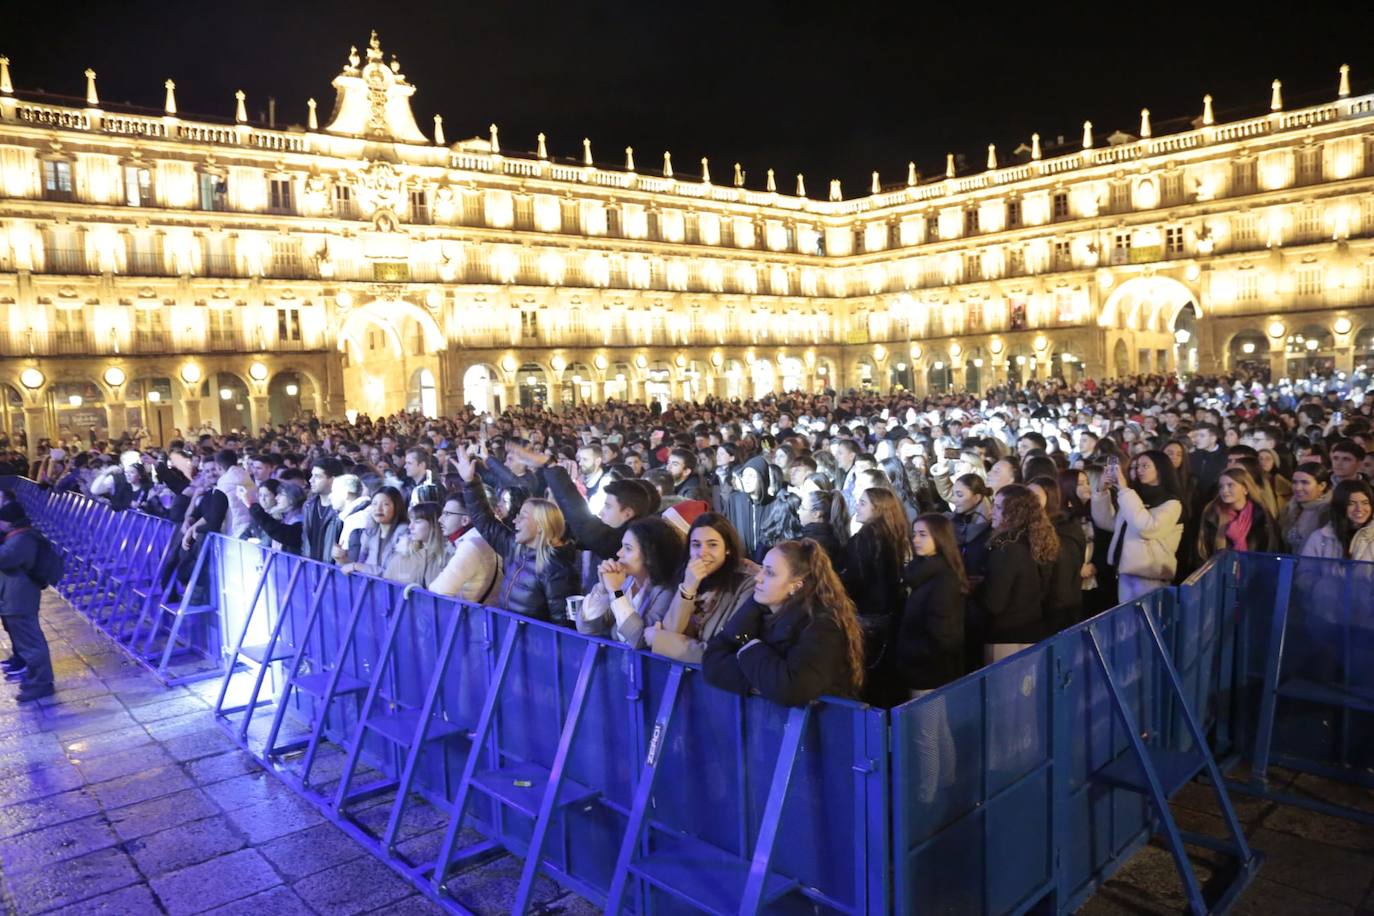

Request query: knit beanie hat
[{"left": 661, "top": 499, "right": 709, "bottom": 537}]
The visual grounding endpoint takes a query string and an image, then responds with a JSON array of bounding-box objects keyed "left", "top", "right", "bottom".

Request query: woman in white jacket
[{"left": 1091, "top": 450, "right": 1184, "bottom": 603}]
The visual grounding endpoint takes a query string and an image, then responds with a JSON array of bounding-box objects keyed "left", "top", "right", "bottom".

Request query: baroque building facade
[{"left": 1, "top": 34, "right": 1373, "bottom": 453}]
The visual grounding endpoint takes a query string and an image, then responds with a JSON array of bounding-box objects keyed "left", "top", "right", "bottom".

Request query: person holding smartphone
[{"left": 1092, "top": 451, "right": 1185, "bottom": 602}]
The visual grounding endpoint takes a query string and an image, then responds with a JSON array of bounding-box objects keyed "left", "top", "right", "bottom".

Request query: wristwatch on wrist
[{"left": 612, "top": 588, "right": 625, "bottom": 600}]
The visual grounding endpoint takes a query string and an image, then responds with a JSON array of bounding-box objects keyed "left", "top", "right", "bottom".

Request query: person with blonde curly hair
[
  {"left": 975, "top": 483, "right": 1059, "bottom": 663},
  {"left": 704, "top": 538, "right": 864, "bottom": 707}
]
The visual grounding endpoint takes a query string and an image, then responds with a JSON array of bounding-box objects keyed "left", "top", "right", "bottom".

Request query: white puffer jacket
[
  {"left": 1091, "top": 487, "right": 1183, "bottom": 581},
  {"left": 1299, "top": 522, "right": 1374, "bottom": 562},
  {"left": 427, "top": 528, "right": 501, "bottom": 604},
  {"left": 216, "top": 465, "right": 254, "bottom": 539}
]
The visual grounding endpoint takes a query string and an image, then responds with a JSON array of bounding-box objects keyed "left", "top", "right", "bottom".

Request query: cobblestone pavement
[{"left": 0, "top": 592, "right": 1371, "bottom": 915}]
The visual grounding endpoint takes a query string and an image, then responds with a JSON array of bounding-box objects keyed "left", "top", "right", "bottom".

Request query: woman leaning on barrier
[
  {"left": 974, "top": 484, "right": 1058, "bottom": 664},
  {"left": 1196, "top": 467, "right": 1281, "bottom": 561},
  {"left": 454, "top": 448, "right": 579, "bottom": 624},
  {"left": 576, "top": 516, "right": 683, "bottom": 647},
  {"left": 342, "top": 486, "right": 408, "bottom": 577},
  {"left": 650, "top": 512, "right": 756, "bottom": 663},
  {"left": 1299, "top": 478, "right": 1374, "bottom": 561},
  {"left": 703, "top": 538, "right": 864, "bottom": 707},
  {"left": 383, "top": 502, "right": 451, "bottom": 588},
  {"left": 895, "top": 514, "right": 968, "bottom": 694}
]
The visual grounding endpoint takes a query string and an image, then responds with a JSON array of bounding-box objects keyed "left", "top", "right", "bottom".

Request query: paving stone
[
  {"left": 150, "top": 847, "right": 282, "bottom": 916},
  {"left": 107, "top": 787, "right": 222, "bottom": 841},
  {"left": 204, "top": 769, "right": 302, "bottom": 812},
  {"left": 127, "top": 815, "right": 248, "bottom": 878},
  {"left": 0, "top": 812, "right": 121, "bottom": 874},
  {"left": 437, "top": 852, "right": 566, "bottom": 916},
  {"left": 160, "top": 727, "right": 237, "bottom": 762},
  {"left": 0, "top": 787, "right": 101, "bottom": 839},
  {"left": 145, "top": 710, "right": 221, "bottom": 742},
  {"left": 1264, "top": 804, "right": 1374, "bottom": 853},
  {"left": 1231, "top": 877, "right": 1359, "bottom": 916},
  {"left": 292, "top": 853, "right": 416, "bottom": 916},
  {"left": 2, "top": 845, "right": 143, "bottom": 915},
  {"left": 223, "top": 793, "right": 324, "bottom": 844},
  {"left": 183, "top": 750, "right": 261, "bottom": 785},
  {"left": 200, "top": 884, "right": 316, "bottom": 916},
  {"left": 0, "top": 759, "right": 85, "bottom": 807},
  {"left": 39, "top": 881, "right": 163, "bottom": 916},
  {"left": 128, "top": 692, "right": 212, "bottom": 724},
  {"left": 1248, "top": 827, "right": 1374, "bottom": 906},
  {"left": 260, "top": 822, "right": 368, "bottom": 880},
  {"left": 88, "top": 762, "right": 195, "bottom": 811},
  {"left": 74, "top": 741, "right": 175, "bottom": 784},
  {"left": 362, "top": 895, "right": 447, "bottom": 915},
  {"left": 59, "top": 722, "right": 157, "bottom": 760}
]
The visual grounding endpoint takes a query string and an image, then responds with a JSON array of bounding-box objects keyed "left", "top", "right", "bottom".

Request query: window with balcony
[
  {"left": 1231, "top": 159, "right": 1257, "bottom": 196},
  {"left": 208, "top": 308, "right": 238, "bottom": 350},
  {"left": 1109, "top": 181, "right": 1131, "bottom": 214},
  {"left": 1296, "top": 205, "right": 1321, "bottom": 241},
  {"left": 1297, "top": 147, "right": 1321, "bottom": 185},
  {"left": 42, "top": 160, "right": 74, "bottom": 201},
  {"left": 1008, "top": 247, "right": 1026, "bottom": 275},
  {"left": 410, "top": 189, "right": 431, "bottom": 224},
  {"left": 133, "top": 307, "right": 165, "bottom": 352},
  {"left": 1007, "top": 199, "right": 1022, "bottom": 229},
  {"left": 1234, "top": 214, "right": 1258, "bottom": 248},
  {"left": 52, "top": 308, "right": 86, "bottom": 354},
  {"left": 1165, "top": 226, "right": 1185, "bottom": 257},
  {"left": 1112, "top": 232, "right": 1132, "bottom": 265},
  {"left": 124, "top": 166, "right": 153, "bottom": 207},
  {"left": 199, "top": 173, "right": 227, "bottom": 211},
  {"left": 277, "top": 306, "right": 302, "bottom": 345},
  {"left": 925, "top": 214, "right": 940, "bottom": 243},
  {"left": 963, "top": 253, "right": 981, "bottom": 281},
  {"left": 268, "top": 177, "right": 294, "bottom": 214},
  {"left": 333, "top": 184, "right": 357, "bottom": 219},
  {"left": 268, "top": 239, "right": 304, "bottom": 279},
  {"left": 1052, "top": 191, "right": 1070, "bottom": 221},
  {"left": 1053, "top": 240, "right": 1072, "bottom": 269},
  {"left": 1162, "top": 172, "right": 1184, "bottom": 206},
  {"left": 1237, "top": 272, "right": 1259, "bottom": 303},
  {"left": 521, "top": 310, "right": 539, "bottom": 339},
  {"left": 963, "top": 208, "right": 980, "bottom": 236}
]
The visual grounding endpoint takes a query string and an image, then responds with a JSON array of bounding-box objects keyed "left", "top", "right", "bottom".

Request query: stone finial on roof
[
  {"left": 0, "top": 57, "right": 12, "bottom": 95},
  {"left": 1339, "top": 64, "right": 1351, "bottom": 98},
  {"left": 625, "top": 146, "right": 635, "bottom": 171},
  {"left": 766, "top": 168, "right": 776, "bottom": 192},
  {"left": 871, "top": 171, "right": 880, "bottom": 194},
  {"left": 308, "top": 98, "right": 318, "bottom": 130},
  {"left": 986, "top": 144, "right": 997, "bottom": 170},
  {"left": 829, "top": 179, "right": 842, "bottom": 201},
  {"left": 235, "top": 90, "right": 247, "bottom": 123},
  {"left": 733, "top": 162, "right": 744, "bottom": 187},
  {"left": 1031, "top": 132, "right": 1042, "bottom": 160},
  {"left": 1082, "top": 120, "right": 1094, "bottom": 149},
  {"left": 347, "top": 45, "right": 360, "bottom": 71},
  {"left": 701, "top": 157, "right": 710, "bottom": 184},
  {"left": 795, "top": 173, "right": 806, "bottom": 197},
  {"left": 583, "top": 137, "right": 593, "bottom": 166},
  {"left": 164, "top": 79, "right": 177, "bottom": 115},
  {"left": 1202, "top": 94, "right": 1214, "bottom": 126},
  {"left": 1270, "top": 79, "right": 1283, "bottom": 111},
  {"left": 1139, "top": 108, "right": 1152, "bottom": 138},
  {"left": 662, "top": 150, "right": 672, "bottom": 177},
  {"left": 537, "top": 132, "right": 548, "bottom": 159},
  {"left": 324, "top": 32, "right": 425, "bottom": 142},
  {"left": 945, "top": 153, "right": 955, "bottom": 179},
  {"left": 433, "top": 114, "right": 444, "bottom": 146},
  {"left": 84, "top": 69, "right": 98, "bottom": 106},
  {"left": 489, "top": 123, "right": 500, "bottom": 154},
  {"left": 907, "top": 161, "right": 917, "bottom": 186}
]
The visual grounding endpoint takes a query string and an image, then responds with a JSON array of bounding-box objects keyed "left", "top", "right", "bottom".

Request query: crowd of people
[{"left": 4, "top": 366, "right": 1372, "bottom": 709}]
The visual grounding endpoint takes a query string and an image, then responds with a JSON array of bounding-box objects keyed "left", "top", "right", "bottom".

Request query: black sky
[{"left": 7, "top": 2, "right": 1373, "bottom": 194}]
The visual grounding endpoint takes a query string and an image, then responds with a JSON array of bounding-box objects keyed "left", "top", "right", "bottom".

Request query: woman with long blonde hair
[
  {"left": 1196, "top": 467, "right": 1280, "bottom": 560},
  {"left": 704, "top": 538, "right": 864, "bottom": 706}
]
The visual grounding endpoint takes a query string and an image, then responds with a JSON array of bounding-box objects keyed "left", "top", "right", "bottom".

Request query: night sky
[{"left": 7, "top": 2, "right": 1373, "bottom": 194}]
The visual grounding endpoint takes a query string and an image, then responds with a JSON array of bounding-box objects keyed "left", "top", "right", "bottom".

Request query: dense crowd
[{"left": 3, "top": 367, "right": 1372, "bottom": 709}]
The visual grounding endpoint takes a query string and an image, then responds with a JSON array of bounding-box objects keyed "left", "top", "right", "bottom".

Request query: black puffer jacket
[
  {"left": 464, "top": 477, "right": 579, "bottom": 624},
  {"left": 895, "top": 555, "right": 966, "bottom": 690},
  {"left": 1047, "top": 517, "right": 1086, "bottom": 632},
  {"left": 975, "top": 532, "right": 1052, "bottom": 645},
  {"left": 702, "top": 598, "right": 856, "bottom": 707},
  {"left": 723, "top": 456, "right": 801, "bottom": 560}
]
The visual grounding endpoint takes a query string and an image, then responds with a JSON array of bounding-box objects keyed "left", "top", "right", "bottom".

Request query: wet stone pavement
[
  {"left": 0, "top": 591, "right": 1372, "bottom": 914},
  {"left": 0, "top": 592, "right": 596, "bottom": 916}
]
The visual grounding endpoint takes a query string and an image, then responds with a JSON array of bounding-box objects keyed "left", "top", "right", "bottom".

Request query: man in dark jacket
[
  {"left": 666, "top": 448, "right": 710, "bottom": 502},
  {"left": 301, "top": 457, "right": 343, "bottom": 562},
  {"left": 0, "top": 500, "right": 55, "bottom": 702}
]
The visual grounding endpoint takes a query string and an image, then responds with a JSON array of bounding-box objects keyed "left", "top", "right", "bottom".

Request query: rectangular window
[
  {"left": 133, "top": 307, "right": 164, "bottom": 352},
  {"left": 521, "top": 310, "right": 539, "bottom": 339},
  {"left": 1053, "top": 240, "right": 1072, "bottom": 268},
  {"left": 1111, "top": 232, "right": 1132, "bottom": 265},
  {"left": 1237, "top": 272, "right": 1259, "bottom": 302},
  {"left": 1006, "top": 199, "right": 1022, "bottom": 228},
  {"left": 52, "top": 308, "right": 86, "bottom": 354},
  {"left": 208, "top": 308, "right": 237, "bottom": 351},
  {"left": 199, "top": 173, "right": 227, "bottom": 211},
  {"left": 268, "top": 177, "right": 294, "bottom": 213},
  {"left": 1364, "top": 261, "right": 1374, "bottom": 291},
  {"left": 1165, "top": 226, "right": 1185, "bottom": 256},
  {"left": 1052, "top": 191, "right": 1070, "bottom": 221},
  {"left": 1109, "top": 181, "right": 1130, "bottom": 214},
  {"left": 1296, "top": 266, "right": 1324, "bottom": 297},
  {"left": 1297, "top": 147, "right": 1321, "bottom": 185},
  {"left": 1234, "top": 214, "right": 1258, "bottom": 247},
  {"left": 1297, "top": 205, "right": 1321, "bottom": 240},
  {"left": 276, "top": 307, "right": 301, "bottom": 342},
  {"left": 1008, "top": 247, "right": 1025, "bottom": 275},
  {"left": 1231, "top": 159, "right": 1257, "bottom": 195},
  {"left": 1162, "top": 172, "right": 1184, "bottom": 205},
  {"left": 925, "top": 214, "right": 940, "bottom": 243},
  {"left": 333, "top": 184, "right": 355, "bottom": 219},
  {"left": 269, "top": 239, "right": 304, "bottom": 279},
  {"left": 963, "top": 253, "right": 981, "bottom": 281},
  {"left": 42, "top": 160, "right": 74, "bottom": 200},
  {"left": 409, "top": 189, "right": 430, "bottom": 224},
  {"left": 124, "top": 166, "right": 152, "bottom": 207},
  {"left": 963, "top": 208, "right": 980, "bottom": 235}
]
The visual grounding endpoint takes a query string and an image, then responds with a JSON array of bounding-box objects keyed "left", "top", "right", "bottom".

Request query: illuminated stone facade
[{"left": 1, "top": 37, "right": 1373, "bottom": 451}]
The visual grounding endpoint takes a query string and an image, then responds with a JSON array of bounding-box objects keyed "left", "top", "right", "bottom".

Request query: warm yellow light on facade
[
  {"left": 68, "top": 394, "right": 83, "bottom": 407},
  {"left": 285, "top": 383, "right": 299, "bottom": 396},
  {"left": 949, "top": 342, "right": 962, "bottom": 358},
  {"left": 219, "top": 388, "right": 233, "bottom": 400},
  {"left": 20, "top": 368, "right": 43, "bottom": 390},
  {"left": 181, "top": 363, "right": 202, "bottom": 384},
  {"left": 634, "top": 354, "right": 648, "bottom": 369},
  {"left": 989, "top": 338, "right": 1004, "bottom": 355},
  {"left": 1267, "top": 321, "right": 1286, "bottom": 339},
  {"left": 1334, "top": 317, "right": 1353, "bottom": 335},
  {"left": 710, "top": 352, "right": 723, "bottom": 368},
  {"left": 675, "top": 354, "right": 686, "bottom": 368},
  {"left": 550, "top": 355, "right": 566, "bottom": 372},
  {"left": 873, "top": 344, "right": 887, "bottom": 361},
  {"left": 501, "top": 355, "right": 517, "bottom": 373},
  {"left": 594, "top": 354, "right": 608, "bottom": 371},
  {"left": 910, "top": 344, "right": 922, "bottom": 360},
  {"left": 248, "top": 361, "right": 269, "bottom": 381},
  {"left": 148, "top": 390, "right": 162, "bottom": 402},
  {"left": 103, "top": 366, "right": 126, "bottom": 387},
  {"left": 1033, "top": 335, "right": 1048, "bottom": 352}
]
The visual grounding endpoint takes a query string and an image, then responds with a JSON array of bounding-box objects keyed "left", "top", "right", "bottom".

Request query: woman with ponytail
[{"left": 704, "top": 538, "right": 864, "bottom": 707}]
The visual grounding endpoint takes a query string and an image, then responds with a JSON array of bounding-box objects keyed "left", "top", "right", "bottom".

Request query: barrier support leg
[
  {"left": 1247, "top": 559, "right": 1295, "bottom": 789},
  {"left": 740, "top": 704, "right": 811, "bottom": 915}
]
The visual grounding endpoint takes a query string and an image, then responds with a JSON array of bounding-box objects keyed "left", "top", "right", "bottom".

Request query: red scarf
[{"left": 1224, "top": 501, "right": 1254, "bottom": 550}]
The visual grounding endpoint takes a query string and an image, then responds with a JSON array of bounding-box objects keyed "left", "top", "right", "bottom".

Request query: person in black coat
[
  {"left": 896, "top": 514, "right": 968, "bottom": 693},
  {"left": 796, "top": 488, "right": 848, "bottom": 569},
  {"left": 840, "top": 487, "right": 911, "bottom": 706},
  {"left": 945, "top": 473, "right": 992, "bottom": 585},
  {"left": 722, "top": 455, "right": 801, "bottom": 560},
  {"left": 455, "top": 450, "right": 579, "bottom": 624},
  {"left": 703, "top": 538, "right": 863, "bottom": 707},
  {"left": 975, "top": 484, "right": 1059, "bottom": 661},
  {"left": 1028, "top": 475, "right": 1085, "bottom": 633}
]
